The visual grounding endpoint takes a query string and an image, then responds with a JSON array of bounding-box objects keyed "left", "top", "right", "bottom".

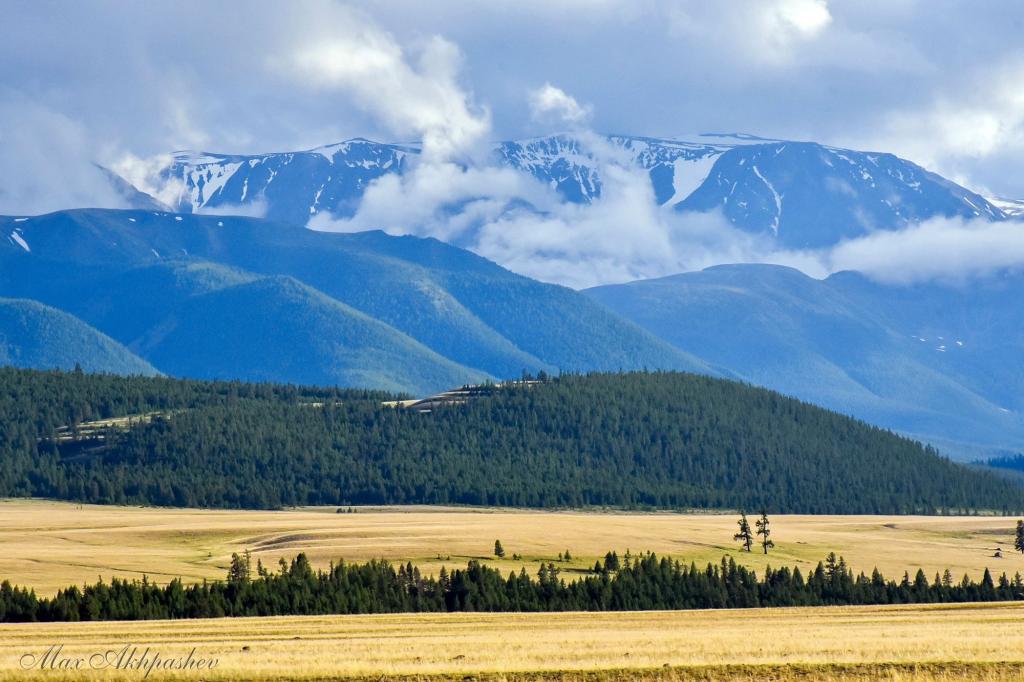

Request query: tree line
[
  {"left": 1, "top": 367, "right": 1021, "bottom": 514},
  {"left": 2, "top": 550, "right": 1023, "bottom": 623}
]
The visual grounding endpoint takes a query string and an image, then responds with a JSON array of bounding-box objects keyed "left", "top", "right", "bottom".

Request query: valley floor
[
  {"left": 3, "top": 603, "right": 1024, "bottom": 680},
  {"left": 1, "top": 499, "right": 1021, "bottom": 596}
]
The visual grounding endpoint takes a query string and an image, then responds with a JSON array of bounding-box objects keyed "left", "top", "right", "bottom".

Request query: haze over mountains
[{"left": 3, "top": 133, "right": 1023, "bottom": 459}]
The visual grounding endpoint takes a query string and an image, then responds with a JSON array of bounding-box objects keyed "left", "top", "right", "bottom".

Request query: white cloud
[
  {"left": 529, "top": 83, "right": 592, "bottom": 126},
  {"left": 827, "top": 217, "right": 1024, "bottom": 285},
  {"left": 195, "top": 199, "right": 268, "bottom": 219},
  {"left": 773, "top": 0, "right": 832, "bottom": 36},
  {"left": 287, "top": 12, "right": 490, "bottom": 162},
  {"left": 110, "top": 153, "right": 183, "bottom": 210},
  {"left": 878, "top": 91, "right": 1023, "bottom": 165},
  {"left": 311, "top": 161, "right": 555, "bottom": 243},
  {"left": 0, "top": 93, "right": 127, "bottom": 215},
  {"left": 666, "top": 0, "right": 837, "bottom": 67},
  {"left": 848, "top": 59, "right": 1024, "bottom": 196}
]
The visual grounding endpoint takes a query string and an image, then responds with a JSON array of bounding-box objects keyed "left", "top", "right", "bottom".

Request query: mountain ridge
[
  {"left": 585, "top": 263, "right": 1024, "bottom": 458},
  {"left": 0, "top": 208, "right": 709, "bottom": 393},
  {"left": 0, "top": 298, "right": 159, "bottom": 376},
  {"left": 119, "top": 133, "right": 1017, "bottom": 251}
]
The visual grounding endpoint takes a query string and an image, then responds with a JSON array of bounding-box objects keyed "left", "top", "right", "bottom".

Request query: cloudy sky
[
  {"left": 3, "top": 1, "right": 1023, "bottom": 194},
  {"left": 2, "top": 0, "right": 1023, "bottom": 286}
]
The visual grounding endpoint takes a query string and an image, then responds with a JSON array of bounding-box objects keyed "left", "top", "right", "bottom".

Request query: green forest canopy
[{"left": 0, "top": 367, "right": 1020, "bottom": 513}]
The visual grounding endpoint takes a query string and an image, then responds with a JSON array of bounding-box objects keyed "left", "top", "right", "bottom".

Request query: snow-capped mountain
[
  {"left": 162, "top": 139, "right": 415, "bottom": 222},
  {"left": 497, "top": 134, "right": 730, "bottom": 205},
  {"left": 674, "top": 140, "right": 1006, "bottom": 249},
  {"left": 138, "top": 133, "right": 1015, "bottom": 249}
]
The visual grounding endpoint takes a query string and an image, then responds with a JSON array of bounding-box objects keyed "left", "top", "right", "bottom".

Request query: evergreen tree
[
  {"left": 1015, "top": 520, "right": 1024, "bottom": 554},
  {"left": 439, "top": 566, "right": 450, "bottom": 590},
  {"left": 227, "top": 553, "right": 250, "bottom": 584},
  {"left": 494, "top": 540, "right": 505, "bottom": 558},
  {"left": 756, "top": 511, "right": 775, "bottom": 554},
  {"left": 734, "top": 512, "right": 754, "bottom": 552}
]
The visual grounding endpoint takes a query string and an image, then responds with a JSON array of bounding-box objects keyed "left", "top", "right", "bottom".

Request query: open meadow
[
  {"left": 0, "top": 499, "right": 1021, "bottom": 595},
  {"left": 6, "top": 498, "right": 1024, "bottom": 680},
  {"left": 3, "top": 603, "right": 1024, "bottom": 680}
]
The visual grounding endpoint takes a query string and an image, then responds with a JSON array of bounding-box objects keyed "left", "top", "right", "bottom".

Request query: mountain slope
[
  {"left": 136, "top": 133, "right": 1010, "bottom": 249},
  {"left": 0, "top": 242, "right": 492, "bottom": 394},
  {"left": 988, "top": 196, "right": 1024, "bottom": 218},
  {"left": 164, "top": 141, "right": 414, "bottom": 221},
  {"left": 6, "top": 368, "right": 1021, "bottom": 513},
  {"left": 0, "top": 209, "right": 709, "bottom": 385},
  {"left": 825, "top": 270, "right": 1024, "bottom": 419},
  {"left": 0, "top": 255, "right": 491, "bottom": 394},
  {"left": 0, "top": 298, "right": 158, "bottom": 375},
  {"left": 142, "top": 275, "right": 488, "bottom": 394},
  {"left": 586, "top": 264, "right": 1024, "bottom": 457},
  {"left": 13, "top": 255, "right": 488, "bottom": 394},
  {"left": 674, "top": 141, "right": 1003, "bottom": 248}
]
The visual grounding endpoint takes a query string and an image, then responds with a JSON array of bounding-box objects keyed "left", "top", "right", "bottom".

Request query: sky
[{"left": 2, "top": 0, "right": 1024, "bottom": 286}]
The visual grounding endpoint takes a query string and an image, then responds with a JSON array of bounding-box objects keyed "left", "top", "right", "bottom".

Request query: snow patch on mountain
[
  {"left": 751, "top": 165, "right": 782, "bottom": 235},
  {"left": 988, "top": 196, "right": 1024, "bottom": 218},
  {"left": 9, "top": 229, "right": 30, "bottom": 252},
  {"left": 667, "top": 154, "right": 720, "bottom": 204}
]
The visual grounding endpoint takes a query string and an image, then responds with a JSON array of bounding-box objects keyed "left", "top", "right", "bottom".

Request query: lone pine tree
[
  {"left": 734, "top": 512, "right": 754, "bottom": 552},
  {"left": 494, "top": 539, "right": 505, "bottom": 558},
  {"left": 756, "top": 510, "right": 775, "bottom": 554},
  {"left": 1015, "top": 520, "right": 1024, "bottom": 554}
]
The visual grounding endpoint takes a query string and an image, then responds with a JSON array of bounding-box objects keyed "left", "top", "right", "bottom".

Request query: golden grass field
[
  {"left": 3, "top": 604, "right": 1024, "bottom": 680},
  {"left": 0, "top": 499, "right": 1020, "bottom": 596},
  {"left": 4, "top": 500, "right": 1024, "bottom": 680}
]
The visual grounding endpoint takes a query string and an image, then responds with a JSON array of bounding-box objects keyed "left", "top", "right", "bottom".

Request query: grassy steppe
[
  {"left": 2, "top": 604, "right": 1024, "bottom": 680},
  {"left": 1, "top": 500, "right": 1020, "bottom": 596}
]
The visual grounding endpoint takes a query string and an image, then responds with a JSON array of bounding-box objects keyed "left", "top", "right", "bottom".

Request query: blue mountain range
[
  {"left": 3, "top": 134, "right": 1022, "bottom": 459},
  {"left": 145, "top": 133, "right": 1011, "bottom": 249},
  {"left": 586, "top": 264, "right": 1024, "bottom": 458}
]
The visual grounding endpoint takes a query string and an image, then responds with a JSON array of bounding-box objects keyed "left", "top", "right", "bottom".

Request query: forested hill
[{"left": 0, "top": 367, "right": 1020, "bottom": 514}]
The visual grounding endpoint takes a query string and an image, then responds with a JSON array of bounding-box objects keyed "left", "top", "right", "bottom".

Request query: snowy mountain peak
[{"left": 121, "top": 133, "right": 1015, "bottom": 249}]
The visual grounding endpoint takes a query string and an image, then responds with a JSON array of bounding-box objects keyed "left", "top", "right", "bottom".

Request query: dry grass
[
  {"left": 2, "top": 603, "right": 1024, "bottom": 680},
  {"left": 4, "top": 500, "right": 1024, "bottom": 680},
  {"left": 0, "top": 499, "right": 1020, "bottom": 596}
]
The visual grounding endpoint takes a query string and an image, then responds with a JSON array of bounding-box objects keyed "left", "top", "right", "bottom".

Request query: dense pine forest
[
  {"left": 0, "top": 367, "right": 1021, "bottom": 513},
  {"left": 1, "top": 550, "right": 1022, "bottom": 623}
]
